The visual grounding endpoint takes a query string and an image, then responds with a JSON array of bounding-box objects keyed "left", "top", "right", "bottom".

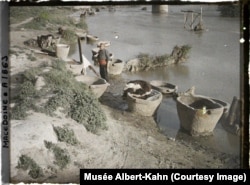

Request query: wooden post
[
  {"left": 78, "top": 37, "right": 83, "bottom": 64},
  {"left": 184, "top": 13, "right": 186, "bottom": 28},
  {"left": 191, "top": 12, "right": 194, "bottom": 30},
  {"left": 226, "top": 96, "right": 240, "bottom": 126},
  {"left": 184, "top": 13, "right": 187, "bottom": 28},
  {"left": 77, "top": 36, "right": 99, "bottom": 77},
  {"left": 200, "top": 6, "right": 203, "bottom": 22}
]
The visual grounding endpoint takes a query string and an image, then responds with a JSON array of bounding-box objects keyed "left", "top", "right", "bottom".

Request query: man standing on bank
[{"left": 98, "top": 43, "right": 110, "bottom": 82}]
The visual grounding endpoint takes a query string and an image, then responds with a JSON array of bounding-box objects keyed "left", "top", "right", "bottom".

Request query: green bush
[
  {"left": 10, "top": 67, "right": 43, "bottom": 120},
  {"left": 134, "top": 45, "right": 191, "bottom": 71},
  {"left": 42, "top": 61, "right": 107, "bottom": 133},
  {"left": 38, "top": 11, "right": 50, "bottom": 21},
  {"left": 181, "top": 45, "right": 191, "bottom": 56},
  {"left": 61, "top": 29, "right": 77, "bottom": 43},
  {"left": 17, "top": 154, "right": 44, "bottom": 179},
  {"left": 137, "top": 53, "right": 153, "bottom": 69},
  {"left": 22, "top": 68, "right": 41, "bottom": 84},
  {"left": 11, "top": 81, "right": 37, "bottom": 120},
  {"left": 11, "top": 60, "right": 107, "bottom": 133},
  {"left": 76, "top": 19, "right": 88, "bottom": 30},
  {"left": 53, "top": 126, "right": 79, "bottom": 145},
  {"left": 69, "top": 88, "right": 107, "bottom": 133},
  {"left": 44, "top": 141, "right": 71, "bottom": 169},
  {"left": 153, "top": 54, "right": 171, "bottom": 65},
  {"left": 19, "top": 81, "right": 36, "bottom": 100}
]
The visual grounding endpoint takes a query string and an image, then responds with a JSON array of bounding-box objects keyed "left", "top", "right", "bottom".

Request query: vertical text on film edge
[
  {"left": 82, "top": 172, "right": 247, "bottom": 182},
  {"left": 2, "top": 56, "right": 9, "bottom": 149}
]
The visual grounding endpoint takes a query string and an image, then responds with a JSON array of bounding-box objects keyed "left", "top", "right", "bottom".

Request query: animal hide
[
  {"left": 122, "top": 80, "right": 152, "bottom": 99},
  {"left": 37, "top": 34, "right": 60, "bottom": 49}
]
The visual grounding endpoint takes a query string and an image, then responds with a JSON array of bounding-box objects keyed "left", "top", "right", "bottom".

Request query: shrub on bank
[
  {"left": 53, "top": 126, "right": 79, "bottom": 145},
  {"left": 10, "top": 60, "right": 107, "bottom": 134},
  {"left": 44, "top": 141, "right": 71, "bottom": 169},
  {"left": 16, "top": 154, "right": 44, "bottom": 179},
  {"left": 134, "top": 45, "right": 191, "bottom": 71}
]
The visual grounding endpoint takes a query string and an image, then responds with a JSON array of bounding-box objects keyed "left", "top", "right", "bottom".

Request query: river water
[{"left": 69, "top": 5, "right": 241, "bottom": 156}]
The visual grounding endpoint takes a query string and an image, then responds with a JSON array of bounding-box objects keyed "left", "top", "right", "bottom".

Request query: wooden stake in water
[{"left": 200, "top": 6, "right": 203, "bottom": 22}]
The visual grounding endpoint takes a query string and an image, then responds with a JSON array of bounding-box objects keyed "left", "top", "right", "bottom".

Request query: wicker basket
[
  {"left": 75, "top": 76, "right": 109, "bottom": 98},
  {"left": 56, "top": 44, "right": 70, "bottom": 60},
  {"left": 150, "top": 80, "right": 178, "bottom": 94},
  {"left": 176, "top": 95, "right": 224, "bottom": 136},
  {"left": 108, "top": 59, "right": 124, "bottom": 75},
  {"left": 127, "top": 89, "right": 163, "bottom": 116}
]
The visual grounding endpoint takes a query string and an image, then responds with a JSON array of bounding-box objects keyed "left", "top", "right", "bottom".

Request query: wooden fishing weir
[{"left": 181, "top": 7, "right": 204, "bottom": 31}]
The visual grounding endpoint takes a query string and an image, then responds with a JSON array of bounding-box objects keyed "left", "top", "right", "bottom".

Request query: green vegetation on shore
[
  {"left": 11, "top": 60, "right": 107, "bottom": 134},
  {"left": 10, "top": 6, "right": 87, "bottom": 44},
  {"left": 17, "top": 154, "right": 44, "bottom": 179},
  {"left": 134, "top": 45, "right": 191, "bottom": 71},
  {"left": 53, "top": 126, "right": 79, "bottom": 146},
  {"left": 44, "top": 141, "right": 71, "bottom": 170}
]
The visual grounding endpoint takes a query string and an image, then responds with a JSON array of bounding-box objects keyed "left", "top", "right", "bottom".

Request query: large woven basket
[
  {"left": 176, "top": 95, "right": 224, "bottom": 136},
  {"left": 107, "top": 59, "right": 124, "bottom": 75},
  {"left": 75, "top": 76, "right": 109, "bottom": 98},
  {"left": 56, "top": 44, "right": 70, "bottom": 60},
  {"left": 127, "top": 89, "right": 163, "bottom": 116},
  {"left": 150, "top": 80, "right": 178, "bottom": 94}
]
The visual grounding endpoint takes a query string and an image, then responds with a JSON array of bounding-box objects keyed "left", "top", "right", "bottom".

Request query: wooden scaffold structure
[{"left": 181, "top": 7, "right": 204, "bottom": 31}]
